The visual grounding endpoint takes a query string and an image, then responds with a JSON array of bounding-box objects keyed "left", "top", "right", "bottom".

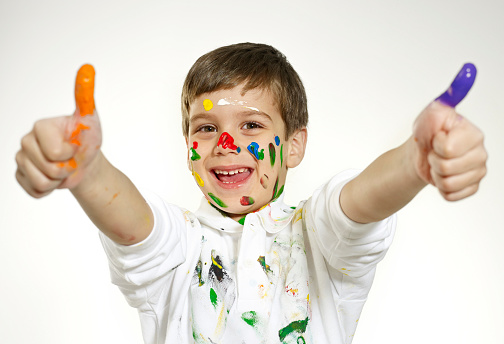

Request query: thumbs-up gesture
[
  {"left": 413, "top": 64, "right": 487, "bottom": 201},
  {"left": 16, "top": 64, "right": 102, "bottom": 197}
]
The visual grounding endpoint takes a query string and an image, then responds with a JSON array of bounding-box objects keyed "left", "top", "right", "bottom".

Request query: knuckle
[
  {"left": 20, "top": 134, "right": 32, "bottom": 151},
  {"left": 32, "top": 177, "right": 53, "bottom": 194},
  {"left": 45, "top": 146, "right": 63, "bottom": 161}
]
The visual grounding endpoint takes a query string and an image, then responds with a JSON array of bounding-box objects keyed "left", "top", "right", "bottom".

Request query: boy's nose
[{"left": 214, "top": 132, "right": 241, "bottom": 155}]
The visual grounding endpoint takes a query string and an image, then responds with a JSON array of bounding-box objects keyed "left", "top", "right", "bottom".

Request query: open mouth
[{"left": 212, "top": 167, "right": 253, "bottom": 187}]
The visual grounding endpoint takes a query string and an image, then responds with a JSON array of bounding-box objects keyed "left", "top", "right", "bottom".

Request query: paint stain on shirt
[
  {"left": 278, "top": 317, "right": 309, "bottom": 342},
  {"left": 241, "top": 311, "right": 259, "bottom": 327}
]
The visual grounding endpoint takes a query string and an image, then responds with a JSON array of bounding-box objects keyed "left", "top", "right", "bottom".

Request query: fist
[
  {"left": 413, "top": 63, "right": 487, "bottom": 201},
  {"left": 16, "top": 64, "right": 102, "bottom": 197}
]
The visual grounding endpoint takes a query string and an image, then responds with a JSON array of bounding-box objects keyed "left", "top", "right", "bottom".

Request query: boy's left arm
[{"left": 340, "top": 64, "right": 487, "bottom": 224}]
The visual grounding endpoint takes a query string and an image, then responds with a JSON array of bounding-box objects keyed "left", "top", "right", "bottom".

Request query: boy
[{"left": 15, "top": 43, "right": 487, "bottom": 343}]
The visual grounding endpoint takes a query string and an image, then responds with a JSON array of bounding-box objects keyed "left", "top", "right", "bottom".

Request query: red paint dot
[{"left": 193, "top": 141, "right": 198, "bottom": 149}]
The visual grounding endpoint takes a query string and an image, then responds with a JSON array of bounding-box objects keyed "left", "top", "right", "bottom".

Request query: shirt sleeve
[
  {"left": 305, "top": 169, "right": 396, "bottom": 278},
  {"left": 99, "top": 190, "right": 191, "bottom": 308}
]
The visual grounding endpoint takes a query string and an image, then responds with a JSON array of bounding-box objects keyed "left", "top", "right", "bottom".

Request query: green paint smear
[
  {"left": 208, "top": 193, "right": 227, "bottom": 208},
  {"left": 269, "top": 142, "right": 276, "bottom": 167},
  {"left": 257, "top": 256, "right": 272, "bottom": 273},
  {"left": 278, "top": 317, "right": 309, "bottom": 342},
  {"left": 195, "top": 260, "right": 204, "bottom": 286},
  {"left": 271, "top": 178, "right": 285, "bottom": 202},
  {"left": 241, "top": 311, "right": 259, "bottom": 327},
  {"left": 280, "top": 144, "right": 284, "bottom": 167},
  {"left": 238, "top": 216, "right": 246, "bottom": 225},
  {"left": 190, "top": 148, "right": 201, "bottom": 161},
  {"left": 210, "top": 288, "right": 218, "bottom": 309}
]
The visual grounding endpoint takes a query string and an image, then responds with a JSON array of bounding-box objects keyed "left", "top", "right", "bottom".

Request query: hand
[
  {"left": 413, "top": 63, "right": 487, "bottom": 201},
  {"left": 16, "top": 64, "right": 103, "bottom": 197}
]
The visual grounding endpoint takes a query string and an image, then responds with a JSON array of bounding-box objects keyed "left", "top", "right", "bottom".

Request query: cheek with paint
[
  {"left": 240, "top": 135, "right": 285, "bottom": 207},
  {"left": 190, "top": 141, "right": 204, "bottom": 187}
]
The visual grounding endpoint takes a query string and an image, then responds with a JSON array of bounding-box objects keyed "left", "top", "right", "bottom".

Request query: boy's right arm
[{"left": 15, "top": 65, "right": 153, "bottom": 246}]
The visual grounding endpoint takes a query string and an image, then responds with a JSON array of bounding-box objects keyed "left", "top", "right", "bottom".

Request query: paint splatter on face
[
  {"left": 271, "top": 178, "right": 284, "bottom": 202},
  {"left": 208, "top": 193, "right": 227, "bottom": 208},
  {"left": 280, "top": 144, "right": 284, "bottom": 167},
  {"left": 269, "top": 143, "right": 276, "bottom": 167},
  {"left": 217, "top": 132, "right": 239, "bottom": 151},
  {"left": 260, "top": 174, "right": 269, "bottom": 189},
  {"left": 190, "top": 141, "right": 201, "bottom": 161},
  {"left": 247, "top": 142, "right": 265, "bottom": 160},
  {"left": 240, "top": 196, "right": 254, "bottom": 206},
  {"left": 193, "top": 171, "right": 204, "bottom": 186},
  {"left": 274, "top": 135, "right": 280, "bottom": 146},
  {"left": 203, "top": 99, "right": 213, "bottom": 111}
]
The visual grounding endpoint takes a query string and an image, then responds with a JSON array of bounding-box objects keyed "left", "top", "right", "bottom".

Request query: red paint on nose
[{"left": 217, "top": 132, "right": 238, "bottom": 150}]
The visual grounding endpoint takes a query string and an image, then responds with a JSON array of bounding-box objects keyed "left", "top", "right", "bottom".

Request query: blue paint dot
[
  {"left": 237, "top": 147, "right": 241, "bottom": 153},
  {"left": 274, "top": 136, "right": 280, "bottom": 146}
]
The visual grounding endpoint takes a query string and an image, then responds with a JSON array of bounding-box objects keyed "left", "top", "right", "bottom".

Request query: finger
[
  {"left": 435, "top": 63, "right": 477, "bottom": 107},
  {"left": 438, "top": 183, "right": 480, "bottom": 202},
  {"left": 33, "top": 118, "right": 76, "bottom": 161},
  {"left": 432, "top": 117, "right": 484, "bottom": 158},
  {"left": 15, "top": 150, "right": 62, "bottom": 196},
  {"left": 430, "top": 164, "right": 486, "bottom": 195},
  {"left": 74, "top": 64, "right": 95, "bottom": 117},
  {"left": 428, "top": 143, "right": 488, "bottom": 177},
  {"left": 20, "top": 130, "right": 75, "bottom": 180},
  {"left": 16, "top": 169, "right": 52, "bottom": 198}
]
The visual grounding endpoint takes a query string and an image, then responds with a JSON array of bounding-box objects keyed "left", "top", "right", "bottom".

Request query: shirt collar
[{"left": 195, "top": 194, "right": 296, "bottom": 234}]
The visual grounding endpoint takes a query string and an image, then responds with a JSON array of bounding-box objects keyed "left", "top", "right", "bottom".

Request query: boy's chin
[{"left": 208, "top": 195, "right": 269, "bottom": 220}]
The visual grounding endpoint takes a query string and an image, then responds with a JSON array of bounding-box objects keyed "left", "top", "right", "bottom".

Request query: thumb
[
  {"left": 68, "top": 64, "right": 97, "bottom": 146},
  {"left": 74, "top": 64, "right": 95, "bottom": 117},
  {"left": 435, "top": 62, "right": 477, "bottom": 108}
]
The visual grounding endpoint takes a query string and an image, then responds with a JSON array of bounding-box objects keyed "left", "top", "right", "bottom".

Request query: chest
[{"left": 190, "top": 213, "right": 313, "bottom": 343}]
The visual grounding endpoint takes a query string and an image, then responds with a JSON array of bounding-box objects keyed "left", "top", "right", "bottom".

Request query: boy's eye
[
  {"left": 242, "top": 122, "right": 263, "bottom": 130},
  {"left": 196, "top": 125, "right": 217, "bottom": 133}
]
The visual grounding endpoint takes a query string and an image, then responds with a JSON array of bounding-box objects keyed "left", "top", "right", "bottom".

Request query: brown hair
[{"left": 181, "top": 43, "right": 308, "bottom": 139}]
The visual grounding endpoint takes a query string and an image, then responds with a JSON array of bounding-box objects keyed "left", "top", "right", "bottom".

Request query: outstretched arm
[
  {"left": 340, "top": 63, "right": 487, "bottom": 224},
  {"left": 16, "top": 65, "right": 153, "bottom": 245}
]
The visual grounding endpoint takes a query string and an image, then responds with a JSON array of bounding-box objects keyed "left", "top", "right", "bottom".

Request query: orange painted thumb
[{"left": 75, "top": 64, "right": 95, "bottom": 116}]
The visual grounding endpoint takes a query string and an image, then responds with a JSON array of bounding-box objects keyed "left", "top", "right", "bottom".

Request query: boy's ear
[{"left": 286, "top": 127, "right": 307, "bottom": 169}]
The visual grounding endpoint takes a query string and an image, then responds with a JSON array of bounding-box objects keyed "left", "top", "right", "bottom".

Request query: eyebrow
[{"left": 189, "top": 110, "right": 273, "bottom": 124}]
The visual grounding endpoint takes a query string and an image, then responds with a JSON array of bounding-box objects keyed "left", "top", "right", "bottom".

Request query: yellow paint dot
[
  {"left": 193, "top": 171, "right": 204, "bottom": 186},
  {"left": 203, "top": 99, "right": 213, "bottom": 111}
]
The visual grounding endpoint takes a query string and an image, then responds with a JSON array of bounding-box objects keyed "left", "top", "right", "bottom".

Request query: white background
[{"left": 1, "top": 0, "right": 503, "bottom": 343}]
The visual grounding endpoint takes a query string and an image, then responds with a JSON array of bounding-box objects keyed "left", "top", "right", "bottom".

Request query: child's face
[{"left": 187, "top": 85, "right": 301, "bottom": 219}]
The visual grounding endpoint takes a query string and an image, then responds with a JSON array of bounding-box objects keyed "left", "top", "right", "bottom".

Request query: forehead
[{"left": 189, "top": 85, "right": 280, "bottom": 120}]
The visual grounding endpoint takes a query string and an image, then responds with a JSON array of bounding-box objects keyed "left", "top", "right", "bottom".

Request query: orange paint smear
[
  {"left": 69, "top": 123, "right": 90, "bottom": 146},
  {"left": 75, "top": 64, "right": 95, "bottom": 116},
  {"left": 68, "top": 158, "right": 77, "bottom": 169}
]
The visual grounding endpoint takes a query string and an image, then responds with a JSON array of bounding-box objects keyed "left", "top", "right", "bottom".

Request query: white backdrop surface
[{"left": 1, "top": 0, "right": 503, "bottom": 343}]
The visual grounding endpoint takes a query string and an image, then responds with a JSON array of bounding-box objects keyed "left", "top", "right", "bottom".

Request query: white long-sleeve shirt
[{"left": 100, "top": 170, "right": 396, "bottom": 344}]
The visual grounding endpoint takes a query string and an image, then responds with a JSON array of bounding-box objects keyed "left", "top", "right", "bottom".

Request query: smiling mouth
[{"left": 213, "top": 167, "right": 252, "bottom": 185}]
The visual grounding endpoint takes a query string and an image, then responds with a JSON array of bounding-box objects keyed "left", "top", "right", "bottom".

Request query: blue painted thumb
[{"left": 436, "top": 63, "right": 477, "bottom": 107}]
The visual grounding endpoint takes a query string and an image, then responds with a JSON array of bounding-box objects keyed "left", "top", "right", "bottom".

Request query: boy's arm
[
  {"left": 340, "top": 64, "right": 487, "bottom": 224},
  {"left": 15, "top": 65, "right": 153, "bottom": 245}
]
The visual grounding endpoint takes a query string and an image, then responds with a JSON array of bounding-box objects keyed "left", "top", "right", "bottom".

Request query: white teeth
[{"left": 214, "top": 168, "right": 247, "bottom": 175}]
